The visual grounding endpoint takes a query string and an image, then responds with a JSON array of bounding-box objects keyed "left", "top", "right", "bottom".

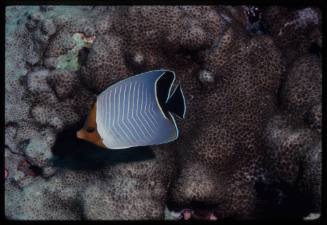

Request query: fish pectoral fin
[{"left": 165, "top": 84, "right": 186, "bottom": 119}]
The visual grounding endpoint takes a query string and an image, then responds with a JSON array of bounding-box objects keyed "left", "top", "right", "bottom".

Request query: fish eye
[{"left": 86, "top": 127, "right": 95, "bottom": 133}]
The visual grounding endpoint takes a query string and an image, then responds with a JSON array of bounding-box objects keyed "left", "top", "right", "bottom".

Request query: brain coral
[{"left": 5, "top": 5, "right": 321, "bottom": 220}]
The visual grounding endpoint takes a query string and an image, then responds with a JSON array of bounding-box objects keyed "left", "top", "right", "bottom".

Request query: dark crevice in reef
[
  {"left": 51, "top": 119, "right": 155, "bottom": 171},
  {"left": 29, "top": 165, "right": 43, "bottom": 176},
  {"left": 246, "top": 6, "right": 267, "bottom": 35},
  {"left": 5, "top": 145, "right": 22, "bottom": 156},
  {"left": 255, "top": 178, "right": 314, "bottom": 219},
  {"left": 19, "top": 139, "right": 31, "bottom": 151},
  {"left": 166, "top": 198, "right": 224, "bottom": 220},
  {"left": 175, "top": 47, "right": 206, "bottom": 64},
  {"left": 18, "top": 74, "right": 28, "bottom": 87},
  {"left": 166, "top": 197, "right": 220, "bottom": 214},
  {"left": 308, "top": 42, "right": 321, "bottom": 57},
  {"left": 78, "top": 47, "right": 90, "bottom": 66}
]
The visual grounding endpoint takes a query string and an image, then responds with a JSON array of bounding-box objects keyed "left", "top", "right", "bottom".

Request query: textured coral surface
[{"left": 5, "top": 6, "right": 321, "bottom": 220}]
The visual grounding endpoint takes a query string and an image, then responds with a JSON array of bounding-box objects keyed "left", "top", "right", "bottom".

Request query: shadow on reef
[
  {"left": 254, "top": 178, "right": 314, "bottom": 219},
  {"left": 51, "top": 119, "right": 156, "bottom": 170}
]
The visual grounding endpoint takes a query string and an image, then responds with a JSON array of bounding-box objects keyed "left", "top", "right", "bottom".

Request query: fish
[{"left": 76, "top": 69, "right": 186, "bottom": 149}]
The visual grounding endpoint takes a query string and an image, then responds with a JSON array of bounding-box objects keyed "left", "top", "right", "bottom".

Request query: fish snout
[{"left": 76, "top": 129, "right": 85, "bottom": 139}]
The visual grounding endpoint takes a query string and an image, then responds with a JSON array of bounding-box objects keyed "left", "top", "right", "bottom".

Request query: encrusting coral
[{"left": 5, "top": 6, "right": 321, "bottom": 220}]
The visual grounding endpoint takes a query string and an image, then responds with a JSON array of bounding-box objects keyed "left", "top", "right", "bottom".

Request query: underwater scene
[{"left": 5, "top": 6, "right": 322, "bottom": 220}]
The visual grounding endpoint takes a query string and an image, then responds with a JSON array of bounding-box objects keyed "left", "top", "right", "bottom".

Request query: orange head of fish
[{"left": 76, "top": 103, "right": 107, "bottom": 149}]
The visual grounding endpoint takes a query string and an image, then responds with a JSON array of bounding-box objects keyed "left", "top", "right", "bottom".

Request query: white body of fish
[{"left": 96, "top": 70, "right": 183, "bottom": 149}]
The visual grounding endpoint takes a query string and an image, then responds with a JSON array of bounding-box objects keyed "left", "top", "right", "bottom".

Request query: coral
[
  {"left": 262, "top": 114, "right": 321, "bottom": 217},
  {"left": 5, "top": 5, "right": 321, "bottom": 220},
  {"left": 5, "top": 6, "right": 96, "bottom": 185},
  {"left": 307, "top": 104, "right": 321, "bottom": 133},
  {"left": 80, "top": 34, "right": 130, "bottom": 93},
  {"left": 262, "top": 6, "right": 321, "bottom": 66},
  {"left": 280, "top": 55, "right": 322, "bottom": 131},
  {"left": 26, "top": 69, "right": 51, "bottom": 93},
  {"left": 48, "top": 69, "right": 79, "bottom": 99},
  {"left": 40, "top": 19, "right": 57, "bottom": 36},
  {"left": 5, "top": 142, "right": 47, "bottom": 192},
  {"left": 23, "top": 128, "right": 57, "bottom": 167},
  {"left": 263, "top": 115, "right": 319, "bottom": 184},
  {"left": 5, "top": 169, "right": 91, "bottom": 220},
  {"left": 82, "top": 153, "right": 172, "bottom": 219}
]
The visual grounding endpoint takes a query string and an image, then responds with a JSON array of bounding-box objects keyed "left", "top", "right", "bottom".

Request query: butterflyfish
[{"left": 76, "top": 69, "right": 186, "bottom": 149}]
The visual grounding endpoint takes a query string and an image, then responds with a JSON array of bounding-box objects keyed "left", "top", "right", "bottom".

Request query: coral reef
[
  {"left": 280, "top": 55, "right": 322, "bottom": 132},
  {"left": 262, "top": 6, "right": 321, "bottom": 66},
  {"left": 5, "top": 5, "right": 321, "bottom": 220},
  {"left": 262, "top": 114, "right": 321, "bottom": 217}
]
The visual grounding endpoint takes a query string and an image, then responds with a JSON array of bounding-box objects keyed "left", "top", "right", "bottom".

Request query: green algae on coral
[{"left": 56, "top": 33, "right": 95, "bottom": 71}]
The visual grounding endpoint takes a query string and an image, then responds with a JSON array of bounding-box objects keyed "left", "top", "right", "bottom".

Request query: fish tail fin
[{"left": 165, "top": 84, "right": 186, "bottom": 119}]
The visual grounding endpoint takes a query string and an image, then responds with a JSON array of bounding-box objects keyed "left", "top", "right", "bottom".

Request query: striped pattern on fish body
[{"left": 96, "top": 70, "right": 186, "bottom": 149}]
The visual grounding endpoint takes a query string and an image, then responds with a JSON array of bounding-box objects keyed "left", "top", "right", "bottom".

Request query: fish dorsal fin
[
  {"left": 155, "top": 71, "right": 175, "bottom": 118},
  {"left": 164, "top": 84, "right": 186, "bottom": 119}
]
